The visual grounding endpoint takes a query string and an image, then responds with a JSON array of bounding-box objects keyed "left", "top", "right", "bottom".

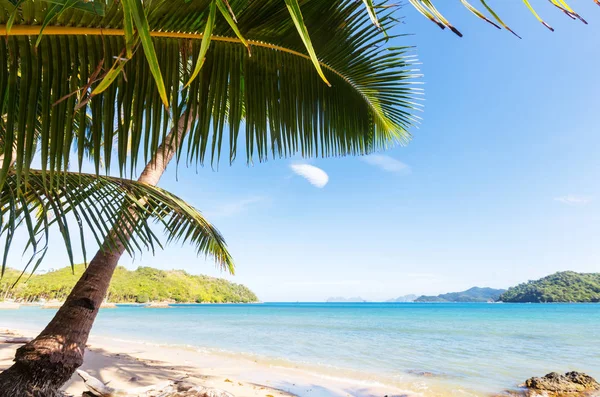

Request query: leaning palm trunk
[
  {"left": 0, "top": 116, "right": 192, "bottom": 397},
  {"left": 0, "top": 1, "right": 422, "bottom": 395}
]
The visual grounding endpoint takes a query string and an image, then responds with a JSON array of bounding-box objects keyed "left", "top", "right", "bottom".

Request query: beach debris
[
  {"left": 523, "top": 372, "right": 600, "bottom": 395},
  {"left": 406, "top": 370, "right": 436, "bottom": 377},
  {"left": 77, "top": 369, "right": 172, "bottom": 396},
  {"left": 76, "top": 370, "right": 235, "bottom": 397},
  {"left": 1, "top": 337, "right": 32, "bottom": 344}
]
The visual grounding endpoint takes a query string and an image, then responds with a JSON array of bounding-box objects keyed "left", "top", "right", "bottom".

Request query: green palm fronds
[
  {"left": 411, "top": 0, "right": 595, "bottom": 38},
  {"left": 0, "top": 0, "right": 421, "bottom": 193},
  {"left": 1, "top": 0, "right": 594, "bottom": 193},
  {"left": 0, "top": 0, "right": 593, "bottom": 274},
  {"left": 0, "top": 170, "right": 234, "bottom": 276}
]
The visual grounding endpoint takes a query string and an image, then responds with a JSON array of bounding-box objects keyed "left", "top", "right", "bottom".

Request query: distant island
[
  {"left": 409, "top": 272, "right": 600, "bottom": 303},
  {"left": 500, "top": 271, "right": 600, "bottom": 303},
  {"left": 415, "top": 287, "right": 506, "bottom": 303},
  {"left": 326, "top": 297, "right": 367, "bottom": 303},
  {"left": 4, "top": 268, "right": 599, "bottom": 305},
  {"left": 386, "top": 294, "right": 418, "bottom": 302},
  {"left": 0, "top": 265, "right": 258, "bottom": 304}
]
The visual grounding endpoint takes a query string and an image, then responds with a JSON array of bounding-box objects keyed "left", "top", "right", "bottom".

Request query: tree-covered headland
[
  {"left": 500, "top": 272, "right": 600, "bottom": 303},
  {"left": 0, "top": 265, "right": 258, "bottom": 304}
]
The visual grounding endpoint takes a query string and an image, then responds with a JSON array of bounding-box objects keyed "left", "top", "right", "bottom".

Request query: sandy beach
[{"left": 0, "top": 329, "right": 415, "bottom": 397}]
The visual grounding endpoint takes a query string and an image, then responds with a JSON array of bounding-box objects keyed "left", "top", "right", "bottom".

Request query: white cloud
[
  {"left": 290, "top": 164, "right": 329, "bottom": 188},
  {"left": 360, "top": 155, "right": 410, "bottom": 173},
  {"left": 554, "top": 195, "right": 593, "bottom": 205},
  {"left": 205, "top": 196, "right": 267, "bottom": 218}
]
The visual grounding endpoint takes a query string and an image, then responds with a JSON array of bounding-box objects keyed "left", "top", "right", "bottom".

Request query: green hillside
[
  {"left": 415, "top": 287, "right": 506, "bottom": 303},
  {"left": 1, "top": 265, "right": 258, "bottom": 304},
  {"left": 500, "top": 271, "right": 600, "bottom": 303}
]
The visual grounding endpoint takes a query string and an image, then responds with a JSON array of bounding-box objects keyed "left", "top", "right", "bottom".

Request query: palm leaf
[
  {"left": 2, "top": 0, "right": 593, "bottom": 192},
  {"left": 0, "top": 169, "right": 234, "bottom": 277},
  {"left": 1, "top": 0, "right": 592, "bottom": 275},
  {"left": 411, "top": 0, "right": 594, "bottom": 37},
  {"left": 185, "top": 0, "right": 218, "bottom": 88},
  {"left": 0, "top": 0, "right": 421, "bottom": 192},
  {"left": 284, "top": 0, "right": 331, "bottom": 86}
]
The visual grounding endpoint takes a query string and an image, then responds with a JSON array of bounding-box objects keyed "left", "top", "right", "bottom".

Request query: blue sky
[{"left": 9, "top": 2, "right": 600, "bottom": 302}]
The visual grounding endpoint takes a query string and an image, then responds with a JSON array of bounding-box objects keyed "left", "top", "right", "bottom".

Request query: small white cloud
[
  {"left": 290, "top": 164, "right": 329, "bottom": 188},
  {"left": 554, "top": 195, "right": 593, "bottom": 205},
  {"left": 361, "top": 155, "right": 410, "bottom": 173},
  {"left": 205, "top": 196, "right": 266, "bottom": 218}
]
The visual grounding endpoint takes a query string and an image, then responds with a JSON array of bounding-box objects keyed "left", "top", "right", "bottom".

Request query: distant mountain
[
  {"left": 326, "top": 297, "right": 367, "bottom": 303},
  {"left": 500, "top": 271, "right": 600, "bottom": 303},
  {"left": 386, "top": 294, "right": 418, "bottom": 303},
  {"left": 415, "top": 287, "right": 506, "bottom": 303}
]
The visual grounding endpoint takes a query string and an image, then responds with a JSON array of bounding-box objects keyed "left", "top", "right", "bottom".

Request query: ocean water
[{"left": 2, "top": 303, "right": 599, "bottom": 395}]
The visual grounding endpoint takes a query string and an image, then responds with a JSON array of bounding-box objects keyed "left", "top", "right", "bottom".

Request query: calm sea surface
[{"left": 2, "top": 303, "right": 599, "bottom": 395}]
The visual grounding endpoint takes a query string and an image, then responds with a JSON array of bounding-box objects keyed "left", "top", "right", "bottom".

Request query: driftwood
[
  {"left": 2, "top": 337, "right": 32, "bottom": 344},
  {"left": 76, "top": 370, "right": 234, "bottom": 397}
]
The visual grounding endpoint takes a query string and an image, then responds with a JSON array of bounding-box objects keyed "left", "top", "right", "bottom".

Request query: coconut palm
[
  {"left": 0, "top": 0, "right": 420, "bottom": 394},
  {"left": 0, "top": 0, "right": 594, "bottom": 395}
]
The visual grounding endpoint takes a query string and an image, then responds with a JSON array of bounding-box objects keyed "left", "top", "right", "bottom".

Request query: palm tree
[
  {"left": 0, "top": 0, "right": 593, "bottom": 395},
  {"left": 0, "top": 0, "right": 420, "bottom": 394}
]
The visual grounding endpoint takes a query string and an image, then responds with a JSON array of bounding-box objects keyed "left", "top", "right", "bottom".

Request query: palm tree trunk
[{"left": 0, "top": 115, "right": 193, "bottom": 397}]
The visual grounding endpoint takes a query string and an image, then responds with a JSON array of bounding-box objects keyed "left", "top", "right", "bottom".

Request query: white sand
[
  {"left": 0, "top": 302, "right": 20, "bottom": 310},
  {"left": 0, "top": 329, "right": 419, "bottom": 397}
]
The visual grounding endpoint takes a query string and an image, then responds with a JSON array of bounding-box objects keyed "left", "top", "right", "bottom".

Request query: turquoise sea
[{"left": 2, "top": 303, "right": 599, "bottom": 395}]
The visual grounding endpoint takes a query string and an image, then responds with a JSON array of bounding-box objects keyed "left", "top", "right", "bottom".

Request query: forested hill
[
  {"left": 0, "top": 265, "right": 259, "bottom": 304},
  {"left": 499, "top": 272, "right": 600, "bottom": 303}
]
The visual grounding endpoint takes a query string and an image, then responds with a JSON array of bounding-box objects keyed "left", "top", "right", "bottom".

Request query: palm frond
[
  {"left": 410, "top": 0, "right": 594, "bottom": 37},
  {"left": 0, "top": 169, "right": 234, "bottom": 277},
  {"left": 0, "top": 0, "right": 421, "bottom": 193}
]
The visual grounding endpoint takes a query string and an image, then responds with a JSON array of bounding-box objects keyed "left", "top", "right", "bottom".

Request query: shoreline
[
  {"left": 4, "top": 301, "right": 600, "bottom": 308},
  {"left": 0, "top": 301, "right": 263, "bottom": 306},
  {"left": 1, "top": 328, "right": 435, "bottom": 397},
  {"left": 3, "top": 304, "right": 597, "bottom": 397}
]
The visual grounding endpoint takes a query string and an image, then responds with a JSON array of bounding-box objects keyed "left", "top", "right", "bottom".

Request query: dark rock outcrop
[
  {"left": 523, "top": 372, "right": 599, "bottom": 395},
  {"left": 494, "top": 372, "right": 599, "bottom": 397},
  {"left": 406, "top": 370, "right": 436, "bottom": 377}
]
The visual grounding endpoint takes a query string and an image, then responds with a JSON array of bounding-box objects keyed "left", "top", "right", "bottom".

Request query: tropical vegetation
[
  {"left": 1, "top": 265, "right": 258, "bottom": 303},
  {"left": 0, "top": 1, "right": 423, "bottom": 393},
  {"left": 500, "top": 272, "right": 600, "bottom": 303}
]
